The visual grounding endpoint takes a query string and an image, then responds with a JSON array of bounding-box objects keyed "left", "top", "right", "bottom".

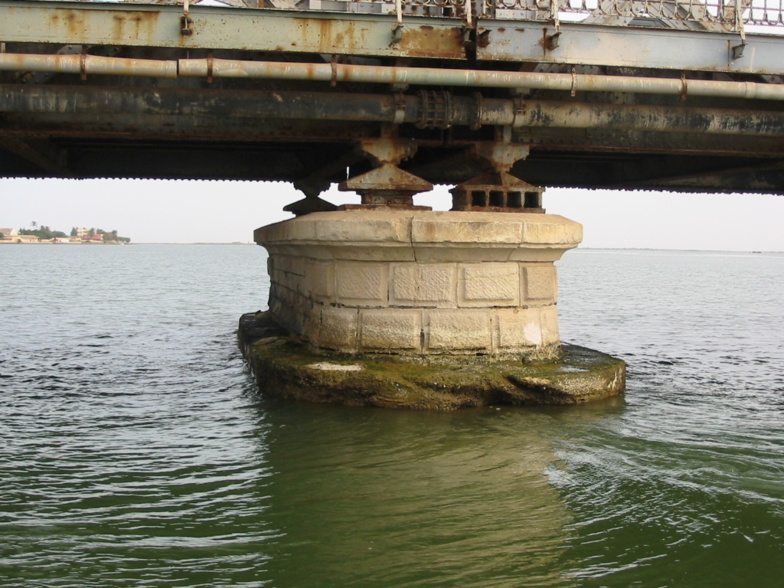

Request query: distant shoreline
[
  {"left": 1, "top": 242, "right": 779, "bottom": 253},
  {"left": 0, "top": 240, "right": 130, "bottom": 245}
]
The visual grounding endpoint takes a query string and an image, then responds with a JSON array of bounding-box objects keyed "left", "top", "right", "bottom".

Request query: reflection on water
[
  {"left": 256, "top": 402, "right": 624, "bottom": 587},
  {"left": 0, "top": 245, "right": 782, "bottom": 587}
]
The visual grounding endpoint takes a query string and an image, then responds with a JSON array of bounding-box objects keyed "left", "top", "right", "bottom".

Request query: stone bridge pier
[
  {"left": 257, "top": 209, "right": 576, "bottom": 359},
  {"left": 239, "top": 139, "right": 626, "bottom": 410}
]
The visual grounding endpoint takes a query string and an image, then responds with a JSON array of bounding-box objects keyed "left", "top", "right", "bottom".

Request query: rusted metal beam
[
  {"left": 1, "top": 84, "right": 781, "bottom": 136},
  {"left": 2, "top": 0, "right": 784, "bottom": 75},
  {"left": 476, "top": 22, "right": 784, "bottom": 77},
  {"left": 0, "top": 1, "right": 466, "bottom": 60}
]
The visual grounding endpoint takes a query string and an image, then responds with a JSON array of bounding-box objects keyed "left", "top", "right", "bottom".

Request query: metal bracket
[
  {"left": 511, "top": 96, "right": 526, "bottom": 127},
  {"left": 79, "top": 47, "right": 87, "bottom": 81},
  {"left": 544, "top": 31, "right": 561, "bottom": 51},
  {"left": 180, "top": 0, "right": 193, "bottom": 36},
  {"left": 180, "top": 16, "right": 193, "bottom": 36},
  {"left": 731, "top": 0, "right": 746, "bottom": 59},
  {"left": 390, "top": 24, "right": 404, "bottom": 46}
]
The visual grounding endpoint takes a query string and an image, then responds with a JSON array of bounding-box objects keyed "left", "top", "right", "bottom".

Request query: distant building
[
  {"left": 0, "top": 228, "right": 38, "bottom": 243},
  {"left": 0, "top": 228, "right": 18, "bottom": 241}
]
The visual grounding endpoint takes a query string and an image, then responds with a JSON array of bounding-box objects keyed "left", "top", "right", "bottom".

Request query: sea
[{"left": 0, "top": 244, "right": 782, "bottom": 587}]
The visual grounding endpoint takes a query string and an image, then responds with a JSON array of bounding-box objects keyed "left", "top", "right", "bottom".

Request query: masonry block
[
  {"left": 305, "top": 259, "right": 334, "bottom": 301},
  {"left": 390, "top": 263, "right": 456, "bottom": 307},
  {"left": 275, "top": 254, "right": 305, "bottom": 276},
  {"left": 427, "top": 309, "right": 492, "bottom": 351},
  {"left": 523, "top": 264, "right": 557, "bottom": 302},
  {"left": 317, "top": 306, "right": 359, "bottom": 352},
  {"left": 459, "top": 263, "right": 519, "bottom": 307},
  {"left": 335, "top": 261, "right": 388, "bottom": 306},
  {"left": 539, "top": 304, "right": 560, "bottom": 345},
  {"left": 360, "top": 309, "right": 421, "bottom": 351},
  {"left": 412, "top": 214, "right": 522, "bottom": 245},
  {"left": 496, "top": 307, "right": 544, "bottom": 349}
]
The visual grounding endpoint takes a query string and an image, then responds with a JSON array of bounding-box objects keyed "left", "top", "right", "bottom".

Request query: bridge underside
[{"left": 1, "top": 1, "right": 783, "bottom": 194}]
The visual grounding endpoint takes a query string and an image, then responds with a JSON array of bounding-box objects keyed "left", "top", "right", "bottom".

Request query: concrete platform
[{"left": 238, "top": 311, "right": 626, "bottom": 410}]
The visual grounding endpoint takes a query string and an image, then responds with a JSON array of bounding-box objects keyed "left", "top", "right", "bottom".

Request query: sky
[{"left": 1, "top": 177, "right": 783, "bottom": 251}]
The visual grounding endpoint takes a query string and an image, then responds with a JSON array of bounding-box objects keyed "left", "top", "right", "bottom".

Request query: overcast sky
[{"left": 1, "top": 178, "right": 782, "bottom": 251}]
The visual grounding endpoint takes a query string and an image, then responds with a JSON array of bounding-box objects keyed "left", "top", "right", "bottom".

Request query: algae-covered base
[{"left": 238, "top": 312, "right": 625, "bottom": 410}]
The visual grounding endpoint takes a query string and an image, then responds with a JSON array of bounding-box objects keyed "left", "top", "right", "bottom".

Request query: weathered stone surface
[
  {"left": 360, "top": 309, "right": 421, "bottom": 351},
  {"left": 238, "top": 312, "right": 626, "bottom": 410},
  {"left": 304, "top": 259, "right": 333, "bottom": 301},
  {"left": 496, "top": 307, "right": 544, "bottom": 349},
  {"left": 390, "top": 263, "right": 456, "bottom": 307},
  {"left": 523, "top": 264, "right": 557, "bottom": 302},
  {"left": 427, "top": 309, "right": 492, "bottom": 350},
  {"left": 459, "top": 263, "right": 520, "bottom": 307},
  {"left": 335, "top": 261, "right": 388, "bottom": 306},
  {"left": 316, "top": 307, "right": 359, "bottom": 352}
]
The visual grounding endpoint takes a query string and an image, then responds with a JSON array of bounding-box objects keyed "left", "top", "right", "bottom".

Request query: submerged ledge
[{"left": 238, "top": 312, "right": 625, "bottom": 410}]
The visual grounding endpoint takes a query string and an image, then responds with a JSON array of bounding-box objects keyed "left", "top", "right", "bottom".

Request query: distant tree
[
  {"left": 0, "top": 231, "right": 4, "bottom": 239},
  {"left": 88, "top": 228, "right": 95, "bottom": 237},
  {"left": 19, "top": 225, "right": 66, "bottom": 240},
  {"left": 70, "top": 227, "right": 77, "bottom": 237},
  {"left": 31, "top": 221, "right": 37, "bottom": 230}
]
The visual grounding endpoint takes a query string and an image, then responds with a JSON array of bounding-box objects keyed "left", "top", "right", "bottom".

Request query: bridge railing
[
  {"left": 272, "top": 0, "right": 782, "bottom": 30},
  {"left": 56, "top": 0, "right": 784, "bottom": 30},
  {"left": 486, "top": 0, "right": 781, "bottom": 27}
]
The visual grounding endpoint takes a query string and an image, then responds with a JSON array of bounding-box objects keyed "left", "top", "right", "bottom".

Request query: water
[{"left": 1, "top": 244, "right": 782, "bottom": 587}]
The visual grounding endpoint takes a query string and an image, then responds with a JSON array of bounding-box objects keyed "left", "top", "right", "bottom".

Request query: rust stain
[
  {"left": 113, "top": 15, "right": 126, "bottom": 41},
  {"left": 398, "top": 27, "right": 464, "bottom": 59},
  {"left": 319, "top": 19, "right": 332, "bottom": 53},
  {"left": 56, "top": 10, "right": 87, "bottom": 38},
  {"left": 109, "top": 11, "right": 162, "bottom": 43}
]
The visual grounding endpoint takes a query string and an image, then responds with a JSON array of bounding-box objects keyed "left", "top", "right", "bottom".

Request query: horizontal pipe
[
  {"left": 0, "top": 53, "right": 178, "bottom": 78},
  {"left": 179, "top": 58, "right": 784, "bottom": 101},
  {"left": 1, "top": 52, "right": 783, "bottom": 102},
  {"left": 0, "top": 85, "right": 781, "bottom": 136}
]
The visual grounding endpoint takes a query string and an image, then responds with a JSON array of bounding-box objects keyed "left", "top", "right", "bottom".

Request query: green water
[{"left": 1, "top": 245, "right": 782, "bottom": 587}]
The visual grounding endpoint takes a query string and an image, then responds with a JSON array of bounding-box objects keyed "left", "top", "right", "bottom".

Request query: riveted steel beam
[
  {"left": 0, "top": 0, "right": 465, "bottom": 60},
  {"left": 476, "top": 22, "right": 784, "bottom": 77},
  {"left": 2, "top": 1, "right": 784, "bottom": 75}
]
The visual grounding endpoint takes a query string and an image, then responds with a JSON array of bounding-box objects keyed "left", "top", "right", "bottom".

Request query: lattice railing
[
  {"left": 78, "top": 0, "right": 784, "bottom": 29},
  {"left": 485, "top": 0, "right": 783, "bottom": 27},
  {"left": 292, "top": 0, "right": 783, "bottom": 28}
]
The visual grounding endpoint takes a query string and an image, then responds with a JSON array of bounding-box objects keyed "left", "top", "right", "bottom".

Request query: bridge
[
  {"left": 1, "top": 0, "right": 782, "bottom": 196},
  {"left": 3, "top": 0, "right": 782, "bottom": 406}
]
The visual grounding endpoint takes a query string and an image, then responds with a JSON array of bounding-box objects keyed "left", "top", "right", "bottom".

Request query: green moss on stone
[{"left": 238, "top": 312, "right": 625, "bottom": 410}]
